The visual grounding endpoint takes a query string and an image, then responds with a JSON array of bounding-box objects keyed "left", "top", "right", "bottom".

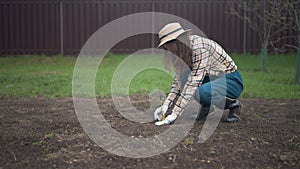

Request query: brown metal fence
[{"left": 0, "top": 0, "right": 296, "bottom": 56}]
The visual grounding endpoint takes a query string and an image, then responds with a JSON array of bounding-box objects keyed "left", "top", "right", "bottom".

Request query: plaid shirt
[{"left": 163, "top": 35, "right": 237, "bottom": 115}]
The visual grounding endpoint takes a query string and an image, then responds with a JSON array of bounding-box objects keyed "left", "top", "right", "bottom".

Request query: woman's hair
[{"left": 163, "top": 32, "right": 192, "bottom": 76}]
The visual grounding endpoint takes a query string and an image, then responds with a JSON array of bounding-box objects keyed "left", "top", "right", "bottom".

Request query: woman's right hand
[{"left": 154, "top": 105, "right": 168, "bottom": 121}]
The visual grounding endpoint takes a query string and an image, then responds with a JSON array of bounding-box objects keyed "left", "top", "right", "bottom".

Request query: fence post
[
  {"left": 243, "top": 0, "right": 247, "bottom": 53},
  {"left": 151, "top": 1, "right": 155, "bottom": 53},
  {"left": 60, "top": 1, "right": 64, "bottom": 55}
]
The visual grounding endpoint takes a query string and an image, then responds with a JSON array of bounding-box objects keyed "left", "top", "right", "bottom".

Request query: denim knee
[{"left": 197, "top": 87, "right": 211, "bottom": 106}]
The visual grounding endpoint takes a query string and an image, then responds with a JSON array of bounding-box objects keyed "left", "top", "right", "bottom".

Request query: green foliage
[{"left": 0, "top": 54, "right": 299, "bottom": 99}]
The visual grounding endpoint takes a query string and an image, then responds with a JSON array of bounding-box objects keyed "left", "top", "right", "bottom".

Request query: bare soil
[{"left": 0, "top": 96, "right": 299, "bottom": 169}]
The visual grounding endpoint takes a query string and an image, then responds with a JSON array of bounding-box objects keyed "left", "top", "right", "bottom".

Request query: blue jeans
[{"left": 194, "top": 71, "right": 244, "bottom": 108}]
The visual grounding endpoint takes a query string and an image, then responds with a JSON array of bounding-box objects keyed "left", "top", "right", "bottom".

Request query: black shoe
[
  {"left": 223, "top": 99, "right": 242, "bottom": 122},
  {"left": 196, "top": 106, "right": 214, "bottom": 121}
]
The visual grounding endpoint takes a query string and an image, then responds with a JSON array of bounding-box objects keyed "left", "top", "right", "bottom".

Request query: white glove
[
  {"left": 155, "top": 112, "right": 178, "bottom": 126},
  {"left": 154, "top": 105, "right": 168, "bottom": 121}
]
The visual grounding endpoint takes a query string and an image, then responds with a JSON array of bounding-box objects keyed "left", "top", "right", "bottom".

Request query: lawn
[
  {"left": 0, "top": 53, "right": 299, "bottom": 99},
  {"left": 231, "top": 53, "right": 300, "bottom": 99}
]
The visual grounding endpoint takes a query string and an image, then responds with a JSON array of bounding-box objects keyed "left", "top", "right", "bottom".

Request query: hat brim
[{"left": 157, "top": 29, "right": 191, "bottom": 48}]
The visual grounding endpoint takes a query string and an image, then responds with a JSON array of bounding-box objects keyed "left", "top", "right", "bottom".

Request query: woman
[{"left": 154, "top": 23, "right": 244, "bottom": 125}]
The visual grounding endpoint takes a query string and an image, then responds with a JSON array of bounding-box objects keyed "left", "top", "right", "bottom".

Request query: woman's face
[{"left": 162, "top": 41, "right": 178, "bottom": 54}]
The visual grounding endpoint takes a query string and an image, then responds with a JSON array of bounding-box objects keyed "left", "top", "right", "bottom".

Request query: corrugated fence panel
[
  {"left": 110, "top": 0, "right": 153, "bottom": 53},
  {"left": 0, "top": 0, "right": 61, "bottom": 55},
  {"left": 0, "top": 0, "right": 297, "bottom": 56}
]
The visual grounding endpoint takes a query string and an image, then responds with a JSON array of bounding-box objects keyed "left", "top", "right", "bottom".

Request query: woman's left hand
[{"left": 155, "top": 112, "right": 177, "bottom": 126}]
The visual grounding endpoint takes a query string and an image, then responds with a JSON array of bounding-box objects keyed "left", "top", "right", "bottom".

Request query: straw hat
[{"left": 158, "top": 22, "right": 191, "bottom": 47}]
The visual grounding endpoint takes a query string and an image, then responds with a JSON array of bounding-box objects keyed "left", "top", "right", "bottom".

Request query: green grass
[
  {"left": 95, "top": 54, "right": 173, "bottom": 96},
  {"left": 231, "top": 53, "right": 300, "bottom": 99},
  {"left": 0, "top": 53, "right": 299, "bottom": 99},
  {"left": 0, "top": 55, "right": 75, "bottom": 97}
]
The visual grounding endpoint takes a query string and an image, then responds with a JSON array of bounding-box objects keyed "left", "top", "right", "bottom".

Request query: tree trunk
[
  {"left": 294, "top": 31, "right": 300, "bottom": 84},
  {"left": 295, "top": 49, "right": 300, "bottom": 84},
  {"left": 260, "top": 48, "right": 268, "bottom": 72}
]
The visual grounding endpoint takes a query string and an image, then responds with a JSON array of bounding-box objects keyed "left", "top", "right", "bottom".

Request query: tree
[
  {"left": 288, "top": 1, "right": 300, "bottom": 84},
  {"left": 228, "top": 0, "right": 294, "bottom": 72}
]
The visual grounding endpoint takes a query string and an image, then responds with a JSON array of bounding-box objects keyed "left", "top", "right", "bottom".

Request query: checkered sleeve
[{"left": 163, "top": 75, "right": 181, "bottom": 108}]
